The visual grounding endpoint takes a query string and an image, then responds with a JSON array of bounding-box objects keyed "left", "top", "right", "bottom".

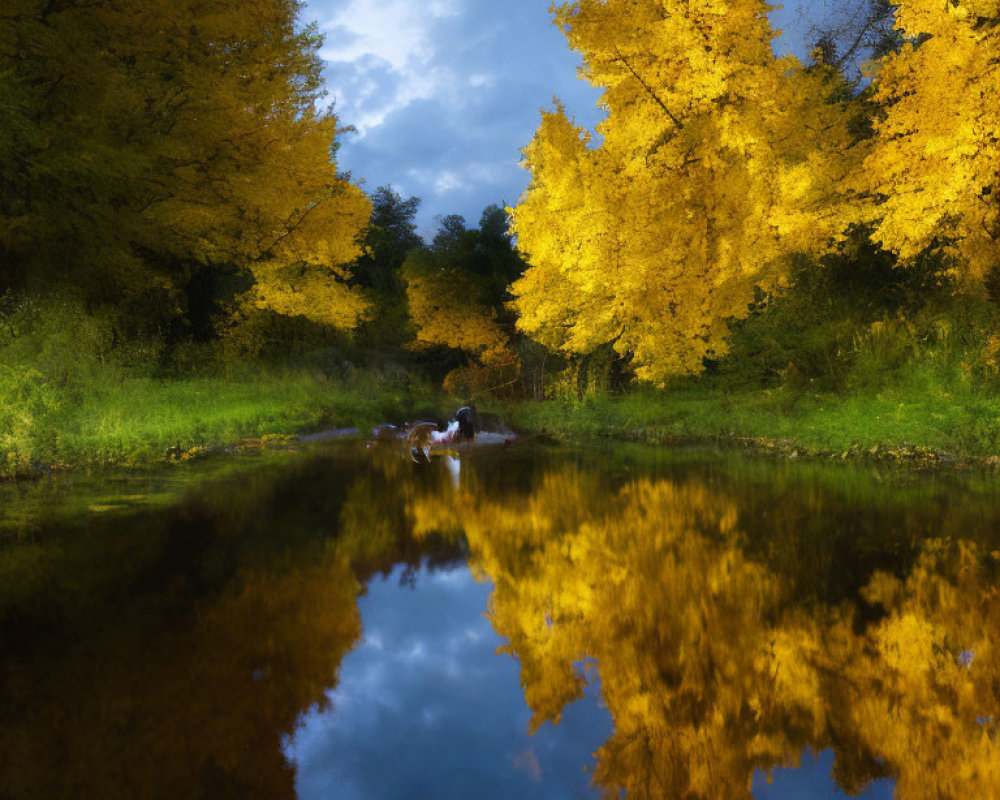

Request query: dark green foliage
[
  {"left": 431, "top": 214, "right": 469, "bottom": 253},
  {"left": 352, "top": 186, "right": 422, "bottom": 349},
  {"left": 719, "top": 229, "right": 966, "bottom": 393}
]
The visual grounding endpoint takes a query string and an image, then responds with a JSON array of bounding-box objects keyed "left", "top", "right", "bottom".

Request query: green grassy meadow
[
  {"left": 509, "top": 383, "right": 1000, "bottom": 462},
  {"left": 7, "top": 359, "right": 1000, "bottom": 478},
  {"left": 1, "top": 368, "right": 451, "bottom": 477}
]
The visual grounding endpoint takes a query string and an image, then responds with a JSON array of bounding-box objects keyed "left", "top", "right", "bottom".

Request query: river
[{"left": 1, "top": 439, "right": 997, "bottom": 799}]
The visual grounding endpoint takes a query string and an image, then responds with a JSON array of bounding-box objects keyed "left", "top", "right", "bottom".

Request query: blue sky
[
  {"left": 306, "top": 0, "right": 826, "bottom": 240},
  {"left": 284, "top": 562, "right": 895, "bottom": 800}
]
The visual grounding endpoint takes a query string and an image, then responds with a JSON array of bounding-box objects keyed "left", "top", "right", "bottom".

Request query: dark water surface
[{"left": 1, "top": 441, "right": 998, "bottom": 799}]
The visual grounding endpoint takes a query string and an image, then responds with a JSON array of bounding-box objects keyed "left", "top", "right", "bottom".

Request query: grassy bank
[
  {"left": 12, "top": 369, "right": 1000, "bottom": 477},
  {"left": 2, "top": 368, "right": 450, "bottom": 478},
  {"left": 508, "top": 383, "right": 1000, "bottom": 463}
]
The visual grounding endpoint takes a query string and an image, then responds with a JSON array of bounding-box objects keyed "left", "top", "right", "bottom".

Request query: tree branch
[{"left": 614, "top": 51, "right": 684, "bottom": 131}]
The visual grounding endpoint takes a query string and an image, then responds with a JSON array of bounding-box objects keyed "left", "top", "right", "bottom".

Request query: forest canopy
[
  {"left": 0, "top": 0, "right": 370, "bottom": 334},
  {"left": 511, "top": 0, "right": 999, "bottom": 384}
]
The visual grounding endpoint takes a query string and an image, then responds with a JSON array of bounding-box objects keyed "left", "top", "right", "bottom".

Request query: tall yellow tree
[
  {"left": 0, "top": 0, "right": 370, "bottom": 329},
  {"left": 403, "top": 209, "right": 526, "bottom": 393},
  {"left": 853, "top": 0, "right": 999, "bottom": 283},
  {"left": 404, "top": 252, "right": 510, "bottom": 365},
  {"left": 512, "top": 0, "right": 862, "bottom": 382}
]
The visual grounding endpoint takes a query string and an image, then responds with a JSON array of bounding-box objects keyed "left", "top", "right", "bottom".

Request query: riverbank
[
  {"left": 2, "top": 369, "right": 450, "bottom": 479},
  {"left": 507, "top": 385, "right": 1000, "bottom": 467},
  {"left": 9, "top": 368, "right": 1000, "bottom": 479}
]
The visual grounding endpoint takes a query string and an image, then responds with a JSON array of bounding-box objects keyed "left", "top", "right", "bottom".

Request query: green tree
[
  {"left": 404, "top": 206, "right": 527, "bottom": 393},
  {"left": 353, "top": 186, "right": 423, "bottom": 348}
]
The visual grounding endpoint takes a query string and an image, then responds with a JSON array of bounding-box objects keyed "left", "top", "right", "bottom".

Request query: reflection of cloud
[
  {"left": 512, "top": 748, "right": 542, "bottom": 783},
  {"left": 285, "top": 564, "right": 611, "bottom": 800},
  {"left": 428, "top": 568, "right": 471, "bottom": 590},
  {"left": 752, "top": 750, "right": 895, "bottom": 800}
]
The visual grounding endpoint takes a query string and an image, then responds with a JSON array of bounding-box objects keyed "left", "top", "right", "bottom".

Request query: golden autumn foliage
[
  {"left": 408, "top": 463, "right": 1000, "bottom": 799},
  {"left": 0, "top": 0, "right": 370, "bottom": 328},
  {"left": 853, "top": 0, "right": 999, "bottom": 283},
  {"left": 512, "top": 0, "right": 862, "bottom": 382},
  {"left": 402, "top": 210, "right": 528, "bottom": 392},
  {"left": 403, "top": 254, "right": 510, "bottom": 365},
  {"left": 836, "top": 541, "right": 1000, "bottom": 797}
]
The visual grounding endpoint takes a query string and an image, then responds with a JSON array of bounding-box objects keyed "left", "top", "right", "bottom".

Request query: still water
[{"left": 1, "top": 440, "right": 998, "bottom": 799}]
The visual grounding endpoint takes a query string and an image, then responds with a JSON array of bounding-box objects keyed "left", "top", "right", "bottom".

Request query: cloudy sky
[{"left": 306, "top": 0, "right": 823, "bottom": 241}]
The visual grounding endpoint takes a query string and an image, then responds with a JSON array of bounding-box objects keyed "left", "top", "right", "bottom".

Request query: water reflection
[
  {"left": 287, "top": 564, "right": 611, "bottom": 799},
  {"left": 752, "top": 750, "right": 893, "bottom": 799},
  {"left": 0, "top": 448, "right": 461, "bottom": 800},
  {"left": 410, "top": 457, "right": 1000, "bottom": 799},
  {"left": 1, "top": 442, "right": 998, "bottom": 798}
]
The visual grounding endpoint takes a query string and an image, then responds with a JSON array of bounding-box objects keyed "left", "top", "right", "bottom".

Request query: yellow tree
[
  {"left": 512, "top": 0, "right": 861, "bottom": 382},
  {"left": 404, "top": 252, "right": 510, "bottom": 365},
  {"left": 0, "top": 0, "right": 370, "bottom": 329},
  {"left": 403, "top": 209, "right": 526, "bottom": 392},
  {"left": 853, "top": 0, "right": 1000, "bottom": 283}
]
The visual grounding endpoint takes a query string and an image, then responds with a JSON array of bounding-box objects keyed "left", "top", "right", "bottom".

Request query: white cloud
[
  {"left": 468, "top": 72, "right": 494, "bottom": 88},
  {"left": 433, "top": 171, "right": 463, "bottom": 194},
  {"left": 317, "top": 0, "right": 457, "bottom": 70},
  {"left": 304, "top": 0, "right": 606, "bottom": 239},
  {"left": 314, "top": 0, "right": 461, "bottom": 135}
]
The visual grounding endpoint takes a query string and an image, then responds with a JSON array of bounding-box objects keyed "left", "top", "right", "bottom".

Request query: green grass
[
  {"left": 0, "top": 295, "right": 467, "bottom": 476},
  {"left": 8, "top": 351, "right": 1000, "bottom": 476},
  {"left": 2, "top": 368, "right": 451, "bottom": 477},
  {"left": 508, "top": 382, "right": 1000, "bottom": 461}
]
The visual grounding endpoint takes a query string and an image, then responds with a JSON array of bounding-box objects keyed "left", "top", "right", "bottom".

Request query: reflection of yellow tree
[
  {"left": 412, "top": 471, "right": 822, "bottom": 797},
  {"left": 410, "top": 467, "right": 1000, "bottom": 799},
  {"left": 5, "top": 452, "right": 999, "bottom": 798},
  {"left": 0, "top": 557, "right": 361, "bottom": 800},
  {"left": 0, "top": 452, "right": 464, "bottom": 800},
  {"left": 832, "top": 541, "right": 1000, "bottom": 798}
]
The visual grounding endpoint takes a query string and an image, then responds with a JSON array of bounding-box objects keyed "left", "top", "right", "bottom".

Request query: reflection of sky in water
[
  {"left": 285, "top": 563, "right": 897, "bottom": 800},
  {"left": 753, "top": 750, "right": 894, "bottom": 799},
  {"left": 286, "top": 564, "right": 611, "bottom": 799}
]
